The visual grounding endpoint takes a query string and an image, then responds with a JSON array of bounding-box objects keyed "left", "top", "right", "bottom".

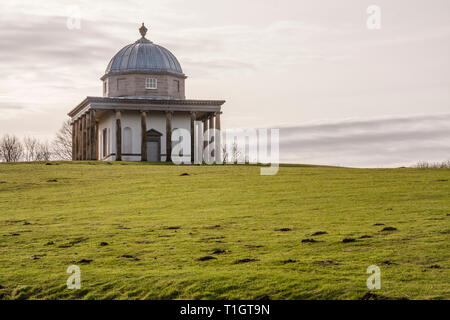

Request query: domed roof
[{"left": 104, "top": 23, "right": 184, "bottom": 77}]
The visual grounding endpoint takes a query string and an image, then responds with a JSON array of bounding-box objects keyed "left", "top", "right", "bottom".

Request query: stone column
[
  {"left": 115, "top": 110, "right": 122, "bottom": 161},
  {"left": 95, "top": 121, "right": 99, "bottom": 160},
  {"left": 215, "top": 112, "right": 222, "bottom": 163},
  {"left": 72, "top": 120, "right": 77, "bottom": 160},
  {"left": 209, "top": 113, "right": 215, "bottom": 143},
  {"left": 79, "top": 116, "right": 82, "bottom": 160},
  {"left": 76, "top": 118, "right": 81, "bottom": 160},
  {"left": 90, "top": 110, "right": 96, "bottom": 160},
  {"left": 165, "top": 111, "right": 173, "bottom": 162},
  {"left": 203, "top": 116, "right": 208, "bottom": 151},
  {"left": 141, "top": 111, "right": 147, "bottom": 161},
  {"left": 209, "top": 113, "right": 215, "bottom": 159},
  {"left": 86, "top": 112, "right": 91, "bottom": 160},
  {"left": 190, "top": 111, "right": 196, "bottom": 163},
  {"left": 79, "top": 118, "right": 83, "bottom": 160},
  {"left": 81, "top": 114, "right": 87, "bottom": 160}
]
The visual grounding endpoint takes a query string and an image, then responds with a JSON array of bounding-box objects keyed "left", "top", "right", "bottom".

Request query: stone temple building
[{"left": 68, "top": 23, "right": 225, "bottom": 162}]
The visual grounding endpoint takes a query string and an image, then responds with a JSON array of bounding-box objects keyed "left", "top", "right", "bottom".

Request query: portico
[{"left": 69, "top": 97, "right": 224, "bottom": 162}]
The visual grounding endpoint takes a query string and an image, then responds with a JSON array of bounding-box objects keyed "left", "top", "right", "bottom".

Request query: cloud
[
  {"left": 278, "top": 113, "right": 450, "bottom": 167},
  {"left": 0, "top": 102, "right": 25, "bottom": 110},
  {"left": 281, "top": 113, "right": 450, "bottom": 135},
  {"left": 0, "top": 15, "right": 126, "bottom": 73},
  {"left": 160, "top": 20, "right": 352, "bottom": 77}
]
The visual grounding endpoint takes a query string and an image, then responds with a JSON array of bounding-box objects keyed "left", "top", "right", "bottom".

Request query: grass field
[{"left": 0, "top": 162, "right": 449, "bottom": 300}]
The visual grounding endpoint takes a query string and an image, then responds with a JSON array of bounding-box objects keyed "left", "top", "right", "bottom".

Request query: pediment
[{"left": 146, "top": 128, "right": 163, "bottom": 137}]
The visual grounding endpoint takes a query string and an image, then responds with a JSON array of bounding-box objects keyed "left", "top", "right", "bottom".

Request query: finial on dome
[{"left": 139, "top": 23, "right": 148, "bottom": 38}]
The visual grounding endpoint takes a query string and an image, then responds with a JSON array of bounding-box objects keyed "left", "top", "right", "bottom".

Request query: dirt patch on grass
[
  {"left": 202, "top": 236, "right": 226, "bottom": 241},
  {"left": 77, "top": 259, "right": 93, "bottom": 264},
  {"left": 196, "top": 256, "right": 217, "bottom": 261},
  {"left": 359, "top": 235, "right": 372, "bottom": 239},
  {"left": 99, "top": 242, "right": 109, "bottom": 246},
  {"left": 57, "top": 237, "right": 89, "bottom": 248},
  {"left": 32, "top": 254, "right": 46, "bottom": 260},
  {"left": 275, "top": 228, "right": 291, "bottom": 232},
  {"left": 382, "top": 260, "right": 397, "bottom": 265},
  {"left": 164, "top": 226, "right": 181, "bottom": 230},
  {"left": 245, "top": 245, "right": 264, "bottom": 249},
  {"left": 314, "top": 260, "right": 339, "bottom": 266},
  {"left": 44, "top": 241, "right": 54, "bottom": 246},
  {"left": 361, "top": 292, "right": 393, "bottom": 300},
  {"left": 342, "top": 238, "right": 356, "bottom": 243},
  {"left": 121, "top": 254, "right": 140, "bottom": 261},
  {"left": 179, "top": 173, "right": 190, "bottom": 176},
  {"left": 381, "top": 227, "right": 397, "bottom": 232},
  {"left": 428, "top": 264, "right": 442, "bottom": 269},
  {"left": 211, "top": 249, "right": 228, "bottom": 255},
  {"left": 204, "top": 225, "right": 221, "bottom": 229},
  {"left": 373, "top": 223, "right": 385, "bottom": 226},
  {"left": 135, "top": 240, "right": 152, "bottom": 244},
  {"left": 3, "top": 233, "right": 20, "bottom": 236},
  {"left": 282, "top": 259, "right": 296, "bottom": 264},
  {"left": 234, "top": 258, "right": 258, "bottom": 264},
  {"left": 301, "top": 238, "right": 320, "bottom": 243},
  {"left": 46, "top": 179, "right": 58, "bottom": 182},
  {"left": 70, "top": 237, "right": 88, "bottom": 245},
  {"left": 311, "top": 231, "right": 327, "bottom": 236}
]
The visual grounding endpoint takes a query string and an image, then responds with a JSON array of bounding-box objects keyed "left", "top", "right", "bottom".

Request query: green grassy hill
[{"left": 0, "top": 162, "right": 448, "bottom": 300}]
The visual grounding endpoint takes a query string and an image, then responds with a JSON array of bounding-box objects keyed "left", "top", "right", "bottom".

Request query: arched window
[{"left": 123, "top": 127, "right": 132, "bottom": 154}]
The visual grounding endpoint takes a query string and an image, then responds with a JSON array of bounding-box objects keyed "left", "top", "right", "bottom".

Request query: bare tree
[
  {"left": 36, "top": 141, "right": 52, "bottom": 161},
  {"left": 0, "top": 135, "right": 24, "bottom": 162},
  {"left": 23, "top": 137, "right": 52, "bottom": 161},
  {"left": 52, "top": 119, "right": 72, "bottom": 160},
  {"left": 23, "top": 136, "right": 39, "bottom": 162},
  {"left": 414, "top": 160, "right": 450, "bottom": 169},
  {"left": 221, "top": 141, "right": 242, "bottom": 164},
  {"left": 221, "top": 144, "right": 228, "bottom": 164},
  {"left": 230, "top": 141, "right": 241, "bottom": 164}
]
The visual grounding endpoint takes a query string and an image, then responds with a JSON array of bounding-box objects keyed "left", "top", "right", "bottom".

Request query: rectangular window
[
  {"left": 174, "top": 80, "right": 180, "bottom": 92},
  {"left": 145, "top": 78, "right": 157, "bottom": 89}
]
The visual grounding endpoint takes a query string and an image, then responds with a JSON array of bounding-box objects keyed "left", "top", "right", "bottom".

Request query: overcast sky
[{"left": 0, "top": 0, "right": 449, "bottom": 167}]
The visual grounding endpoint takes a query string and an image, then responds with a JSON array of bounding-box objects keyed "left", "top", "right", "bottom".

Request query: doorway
[{"left": 145, "top": 129, "right": 162, "bottom": 162}]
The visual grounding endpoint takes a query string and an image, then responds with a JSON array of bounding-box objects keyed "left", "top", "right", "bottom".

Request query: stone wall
[
  {"left": 96, "top": 110, "right": 191, "bottom": 161},
  {"left": 103, "top": 73, "right": 185, "bottom": 99}
]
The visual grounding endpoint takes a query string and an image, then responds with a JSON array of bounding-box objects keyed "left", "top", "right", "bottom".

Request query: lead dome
[{"left": 104, "top": 24, "right": 184, "bottom": 77}]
